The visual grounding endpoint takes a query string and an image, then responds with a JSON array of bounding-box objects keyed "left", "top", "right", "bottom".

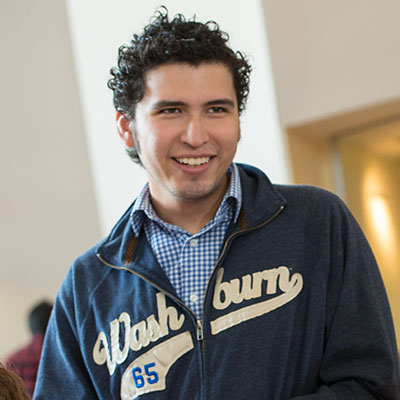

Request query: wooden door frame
[{"left": 286, "top": 98, "right": 400, "bottom": 198}]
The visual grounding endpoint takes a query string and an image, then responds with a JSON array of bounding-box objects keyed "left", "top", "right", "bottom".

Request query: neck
[{"left": 150, "top": 180, "right": 228, "bottom": 235}]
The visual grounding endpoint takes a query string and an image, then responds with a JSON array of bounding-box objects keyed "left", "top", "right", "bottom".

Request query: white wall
[
  {"left": 65, "top": 0, "right": 290, "bottom": 235},
  {"left": 263, "top": 0, "right": 400, "bottom": 126},
  {"left": 0, "top": 0, "right": 101, "bottom": 358}
]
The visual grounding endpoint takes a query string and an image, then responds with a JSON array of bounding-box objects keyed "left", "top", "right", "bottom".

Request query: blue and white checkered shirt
[{"left": 130, "top": 163, "right": 242, "bottom": 319}]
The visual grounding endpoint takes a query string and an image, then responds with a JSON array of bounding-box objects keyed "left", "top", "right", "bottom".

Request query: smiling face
[{"left": 118, "top": 62, "right": 241, "bottom": 210}]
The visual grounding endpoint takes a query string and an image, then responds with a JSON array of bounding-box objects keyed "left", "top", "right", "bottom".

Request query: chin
[
  {"left": 172, "top": 182, "right": 222, "bottom": 202},
  {"left": 174, "top": 190, "right": 212, "bottom": 202}
]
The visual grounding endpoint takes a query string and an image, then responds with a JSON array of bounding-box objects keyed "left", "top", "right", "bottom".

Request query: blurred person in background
[{"left": 6, "top": 301, "right": 52, "bottom": 398}]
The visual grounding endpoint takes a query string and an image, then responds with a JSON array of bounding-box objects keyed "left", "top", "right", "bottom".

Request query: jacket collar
[
  {"left": 237, "top": 163, "right": 286, "bottom": 227},
  {"left": 96, "top": 163, "right": 287, "bottom": 274}
]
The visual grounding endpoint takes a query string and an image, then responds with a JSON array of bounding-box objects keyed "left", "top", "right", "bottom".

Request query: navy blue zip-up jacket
[{"left": 34, "top": 164, "right": 400, "bottom": 399}]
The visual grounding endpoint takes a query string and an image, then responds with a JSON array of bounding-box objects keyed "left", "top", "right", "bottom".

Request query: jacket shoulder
[
  {"left": 274, "top": 183, "right": 340, "bottom": 201},
  {"left": 59, "top": 239, "right": 111, "bottom": 303},
  {"left": 274, "top": 184, "right": 348, "bottom": 212}
]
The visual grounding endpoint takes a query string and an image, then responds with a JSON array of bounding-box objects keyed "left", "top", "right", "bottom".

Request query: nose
[{"left": 181, "top": 114, "right": 209, "bottom": 148}]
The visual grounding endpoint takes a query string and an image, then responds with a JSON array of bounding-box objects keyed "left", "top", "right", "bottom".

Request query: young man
[{"left": 34, "top": 8, "right": 400, "bottom": 399}]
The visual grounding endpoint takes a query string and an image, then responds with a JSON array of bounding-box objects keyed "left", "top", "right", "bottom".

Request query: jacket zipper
[{"left": 196, "top": 320, "right": 204, "bottom": 341}]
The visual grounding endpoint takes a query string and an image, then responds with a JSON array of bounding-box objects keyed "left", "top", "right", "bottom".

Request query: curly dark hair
[{"left": 107, "top": 7, "right": 252, "bottom": 164}]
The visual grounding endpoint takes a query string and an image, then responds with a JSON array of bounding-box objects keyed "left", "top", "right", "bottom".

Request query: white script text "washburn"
[{"left": 92, "top": 265, "right": 303, "bottom": 374}]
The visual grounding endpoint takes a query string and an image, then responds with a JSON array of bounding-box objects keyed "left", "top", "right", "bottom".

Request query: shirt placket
[{"left": 180, "top": 234, "right": 202, "bottom": 317}]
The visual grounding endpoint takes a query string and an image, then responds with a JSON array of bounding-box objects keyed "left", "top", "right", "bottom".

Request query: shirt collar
[{"left": 130, "top": 163, "right": 242, "bottom": 236}]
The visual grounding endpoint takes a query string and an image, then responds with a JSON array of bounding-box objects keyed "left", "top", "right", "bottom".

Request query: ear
[{"left": 116, "top": 112, "right": 135, "bottom": 148}]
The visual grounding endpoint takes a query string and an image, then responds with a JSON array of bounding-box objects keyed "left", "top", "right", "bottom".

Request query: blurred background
[{"left": 1, "top": 0, "right": 399, "bottom": 359}]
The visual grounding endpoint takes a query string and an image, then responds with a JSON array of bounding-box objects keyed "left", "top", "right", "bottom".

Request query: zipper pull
[{"left": 196, "top": 320, "right": 204, "bottom": 341}]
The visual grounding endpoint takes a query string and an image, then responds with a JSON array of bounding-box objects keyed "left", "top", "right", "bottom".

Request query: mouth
[{"left": 174, "top": 156, "right": 211, "bottom": 166}]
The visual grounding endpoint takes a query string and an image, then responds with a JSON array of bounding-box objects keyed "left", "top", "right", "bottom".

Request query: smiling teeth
[{"left": 176, "top": 157, "right": 210, "bottom": 166}]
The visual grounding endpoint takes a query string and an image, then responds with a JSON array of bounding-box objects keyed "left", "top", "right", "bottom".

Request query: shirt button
[
  {"left": 190, "top": 239, "right": 198, "bottom": 247},
  {"left": 190, "top": 294, "right": 199, "bottom": 303}
]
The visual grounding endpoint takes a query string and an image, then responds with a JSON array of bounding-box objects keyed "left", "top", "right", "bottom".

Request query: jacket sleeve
[
  {"left": 291, "top": 198, "right": 400, "bottom": 399},
  {"left": 33, "top": 265, "right": 99, "bottom": 399}
]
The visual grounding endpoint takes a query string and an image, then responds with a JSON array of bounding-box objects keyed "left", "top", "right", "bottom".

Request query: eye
[
  {"left": 160, "top": 108, "right": 180, "bottom": 115},
  {"left": 208, "top": 106, "right": 227, "bottom": 114}
]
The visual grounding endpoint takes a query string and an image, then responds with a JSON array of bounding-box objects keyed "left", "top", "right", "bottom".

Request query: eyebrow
[
  {"left": 151, "top": 98, "right": 236, "bottom": 111},
  {"left": 151, "top": 100, "right": 186, "bottom": 111},
  {"left": 205, "top": 99, "right": 235, "bottom": 108}
]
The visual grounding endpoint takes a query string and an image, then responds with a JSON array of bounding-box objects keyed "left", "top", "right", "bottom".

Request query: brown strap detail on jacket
[
  {"left": 237, "top": 209, "right": 248, "bottom": 229},
  {"left": 124, "top": 235, "right": 138, "bottom": 265}
]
